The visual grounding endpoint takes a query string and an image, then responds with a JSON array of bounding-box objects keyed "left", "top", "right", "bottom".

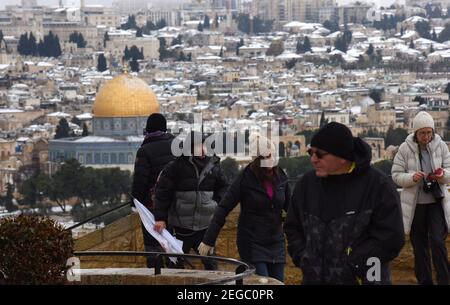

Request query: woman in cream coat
[{"left": 392, "top": 111, "right": 450, "bottom": 285}]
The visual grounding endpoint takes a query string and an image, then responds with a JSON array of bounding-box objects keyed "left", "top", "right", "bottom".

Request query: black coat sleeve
[
  {"left": 213, "top": 165, "right": 230, "bottom": 203},
  {"left": 348, "top": 178, "right": 405, "bottom": 277},
  {"left": 284, "top": 177, "right": 307, "bottom": 267},
  {"left": 153, "top": 160, "right": 177, "bottom": 222},
  {"left": 131, "top": 147, "right": 151, "bottom": 205},
  {"left": 283, "top": 179, "right": 291, "bottom": 213},
  {"left": 202, "top": 173, "right": 242, "bottom": 246}
]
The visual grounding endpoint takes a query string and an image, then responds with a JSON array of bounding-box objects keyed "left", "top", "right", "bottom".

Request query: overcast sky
[{"left": 0, "top": 0, "right": 407, "bottom": 10}]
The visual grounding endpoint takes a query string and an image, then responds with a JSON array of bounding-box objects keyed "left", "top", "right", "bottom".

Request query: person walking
[
  {"left": 132, "top": 113, "right": 175, "bottom": 268},
  {"left": 153, "top": 131, "right": 229, "bottom": 270},
  {"left": 285, "top": 122, "right": 404, "bottom": 284},
  {"left": 198, "top": 135, "right": 290, "bottom": 282}
]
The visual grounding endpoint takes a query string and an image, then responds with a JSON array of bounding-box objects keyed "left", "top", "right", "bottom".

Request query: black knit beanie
[
  {"left": 310, "top": 122, "right": 354, "bottom": 161},
  {"left": 146, "top": 113, "right": 167, "bottom": 133}
]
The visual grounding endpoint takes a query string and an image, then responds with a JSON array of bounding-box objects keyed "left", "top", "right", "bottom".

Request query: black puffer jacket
[
  {"left": 154, "top": 155, "right": 229, "bottom": 231},
  {"left": 132, "top": 132, "right": 175, "bottom": 207},
  {"left": 203, "top": 165, "right": 290, "bottom": 264},
  {"left": 284, "top": 138, "right": 405, "bottom": 284}
]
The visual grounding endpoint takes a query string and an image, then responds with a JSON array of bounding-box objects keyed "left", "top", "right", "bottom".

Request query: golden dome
[{"left": 92, "top": 74, "right": 160, "bottom": 117}]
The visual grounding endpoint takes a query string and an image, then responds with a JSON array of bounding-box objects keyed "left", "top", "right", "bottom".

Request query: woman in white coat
[{"left": 392, "top": 111, "right": 450, "bottom": 285}]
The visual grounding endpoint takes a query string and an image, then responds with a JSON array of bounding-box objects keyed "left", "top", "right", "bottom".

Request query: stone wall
[
  {"left": 74, "top": 211, "right": 450, "bottom": 284},
  {"left": 74, "top": 213, "right": 146, "bottom": 268}
]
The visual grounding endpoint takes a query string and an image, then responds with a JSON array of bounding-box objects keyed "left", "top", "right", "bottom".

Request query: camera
[{"left": 423, "top": 178, "right": 444, "bottom": 202}]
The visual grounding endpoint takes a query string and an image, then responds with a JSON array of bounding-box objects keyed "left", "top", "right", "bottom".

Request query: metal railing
[{"left": 73, "top": 250, "right": 255, "bottom": 285}]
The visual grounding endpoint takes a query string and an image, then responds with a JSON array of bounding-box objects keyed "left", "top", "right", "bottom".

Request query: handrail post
[
  {"left": 155, "top": 254, "right": 162, "bottom": 275},
  {"left": 235, "top": 265, "right": 246, "bottom": 285}
]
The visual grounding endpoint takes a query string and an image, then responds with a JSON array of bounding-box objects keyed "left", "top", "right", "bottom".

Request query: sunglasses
[{"left": 307, "top": 148, "right": 330, "bottom": 159}]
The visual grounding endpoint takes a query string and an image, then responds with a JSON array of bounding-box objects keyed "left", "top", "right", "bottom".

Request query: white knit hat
[{"left": 413, "top": 111, "right": 434, "bottom": 132}]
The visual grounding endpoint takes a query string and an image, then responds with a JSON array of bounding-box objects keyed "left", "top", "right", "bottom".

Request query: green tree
[
  {"left": 323, "top": 20, "right": 339, "bottom": 32},
  {"left": 414, "top": 95, "right": 426, "bottom": 105},
  {"left": 156, "top": 19, "right": 167, "bottom": 30},
  {"left": 334, "top": 36, "right": 348, "bottom": 53},
  {"left": 366, "top": 43, "right": 374, "bottom": 56},
  {"left": 297, "top": 37, "right": 312, "bottom": 54},
  {"left": 28, "top": 32, "right": 37, "bottom": 56},
  {"left": 266, "top": 40, "right": 284, "bottom": 56},
  {"left": 385, "top": 127, "right": 408, "bottom": 147},
  {"left": 82, "top": 123, "right": 89, "bottom": 136},
  {"left": 285, "top": 58, "right": 298, "bottom": 69},
  {"left": 369, "top": 88, "right": 383, "bottom": 103},
  {"left": 123, "top": 45, "right": 130, "bottom": 60},
  {"left": 143, "top": 20, "right": 156, "bottom": 34},
  {"left": 121, "top": 14, "right": 137, "bottom": 30},
  {"left": 432, "top": 28, "right": 438, "bottom": 41},
  {"left": 129, "top": 57, "right": 139, "bottom": 72},
  {"left": 319, "top": 111, "right": 328, "bottom": 127},
  {"left": 204, "top": 15, "right": 210, "bottom": 29},
  {"left": 438, "top": 22, "right": 450, "bottom": 42},
  {"left": 69, "top": 32, "right": 86, "bottom": 48},
  {"left": 103, "top": 31, "right": 109, "bottom": 48},
  {"left": 2, "top": 183, "right": 17, "bottom": 212},
  {"left": 197, "top": 22, "right": 204, "bottom": 32},
  {"left": 136, "top": 27, "right": 143, "bottom": 37},
  {"left": 97, "top": 53, "right": 107, "bottom": 72},
  {"left": 171, "top": 34, "right": 182, "bottom": 46},
  {"left": 236, "top": 13, "right": 273, "bottom": 34},
  {"left": 236, "top": 38, "right": 244, "bottom": 55},
  {"left": 71, "top": 116, "right": 81, "bottom": 127},
  {"left": 178, "top": 51, "right": 186, "bottom": 61},
  {"left": 372, "top": 160, "right": 393, "bottom": 176},
  {"left": 409, "top": 39, "right": 415, "bottom": 49},
  {"left": 158, "top": 37, "right": 169, "bottom": 61},
  {"left": 54, "top": 118, "right": 71, "bottom": 139},
  {"left": 278, "top": 156, "right": 313, "bottom": 179},
  {"left": 415, "top": 20, "right": 431, "bottom": 39},
  {"left": 444, "top": 82, "right": 450, "bottom": 98},
  {"left": 296, "top": 129, "right": 319, "bottom": 145}
]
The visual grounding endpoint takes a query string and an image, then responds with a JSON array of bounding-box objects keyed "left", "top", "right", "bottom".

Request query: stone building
[{"left": 49, "top": 73, "right": 160, "bottom": 172}]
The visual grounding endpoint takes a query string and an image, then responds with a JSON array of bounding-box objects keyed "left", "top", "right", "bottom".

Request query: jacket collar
[{"left": 405, "top": 132, "right": 442, "bottom": 153}]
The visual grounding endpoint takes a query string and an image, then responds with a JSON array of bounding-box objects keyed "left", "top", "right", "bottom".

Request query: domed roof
[{"left": 92, "top": 74, "right": 160, "bottom": 117}]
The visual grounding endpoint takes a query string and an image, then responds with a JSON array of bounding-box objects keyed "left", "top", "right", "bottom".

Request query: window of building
[
  {"left": 111, "top": 153, "right": 117, "bottom": 164},
  {"left": 94, "top": 153, "right": 101, "bottom": 164},
  {"left": 127, "top": 153, "right": 134, "bottom": 164},
  {"left": 102, "top": 153, "right": 109, "bottom": 164},
  {"left": 119, "top": 153, "right": 125, "bottom": 164},
  {"left": 86, "top": 153, "right": 92, "bottom": 164}
]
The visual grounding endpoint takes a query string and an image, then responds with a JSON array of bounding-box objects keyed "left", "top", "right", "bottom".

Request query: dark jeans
[
  {"left": 410, "top": 202, "right": 450, "bottom": 285},
  {"left": 252, "top": 262, "right": 285, "bottom": 283},
  {"left": 142, "top": 223, "right": 167, "bottom": 268},
  {"left": 171, "top": 226, "right": 218, "bottom": 270}
]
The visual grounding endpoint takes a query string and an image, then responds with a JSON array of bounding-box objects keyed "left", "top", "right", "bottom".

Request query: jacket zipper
[{"left": 189, "top": 158, "right": 200, "bottom": 230}]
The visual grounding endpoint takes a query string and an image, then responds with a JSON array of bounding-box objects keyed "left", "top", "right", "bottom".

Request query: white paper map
[{"left": 133, "top": 198, "right": 184, "bottom": 264}]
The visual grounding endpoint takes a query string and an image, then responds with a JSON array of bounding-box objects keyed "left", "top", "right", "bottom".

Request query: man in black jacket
[
  {"left": 285, "top": 122, "right": 405, "bottom": 284},
  {"left": 132, "top": 113, "right": 175, "bottom": 268},
  {"left": 153, "top": 131, "right": 229, "bottom": 270}
]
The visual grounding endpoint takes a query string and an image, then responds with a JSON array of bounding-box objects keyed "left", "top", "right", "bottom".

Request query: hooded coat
[
  {"left": 202, "top": 165, "right": 290, "bottom": 264},
  {"left": 153, "top": 155, "right": 229, "bottom": 231},
  {"left": 391, "top": 133, "right": 450, "bottom": 234},
  {"left": 284, "top": 138, "right": 405, "bottom": 284},
  {"left": 132, "top": 132, "right": 175, "bottom": 207}
]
